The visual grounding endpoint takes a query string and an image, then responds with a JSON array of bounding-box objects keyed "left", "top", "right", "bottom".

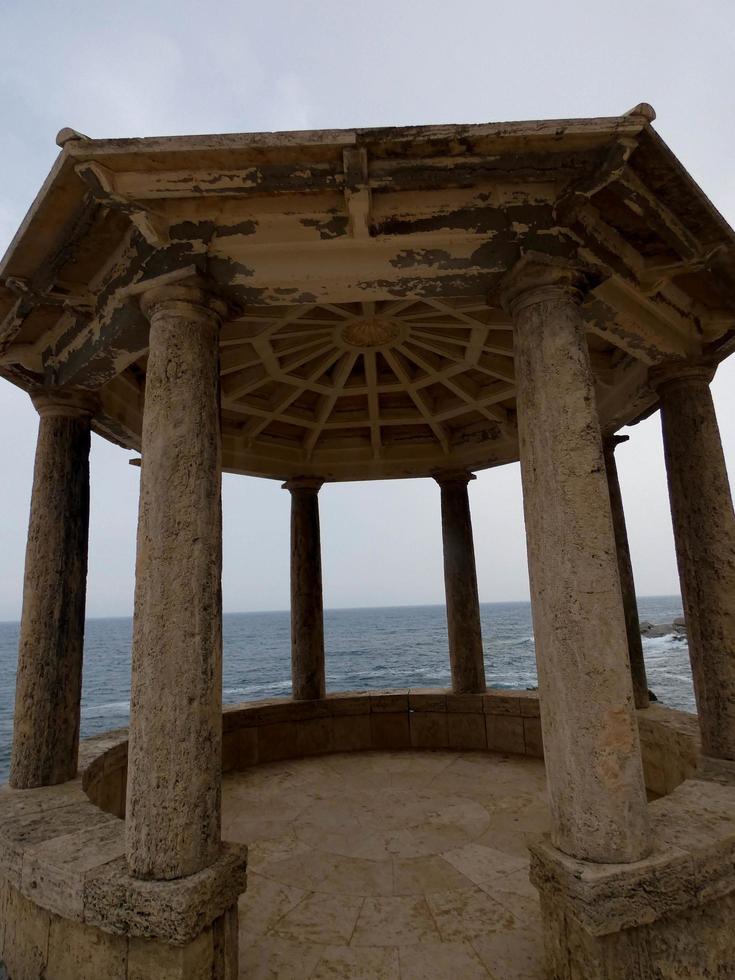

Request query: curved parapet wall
[
  {"left": 0, "top": 690, "right": 704, "bottom": 978},
  {"left": 79, "top": 690, "right": 702, "bottom": 816}
]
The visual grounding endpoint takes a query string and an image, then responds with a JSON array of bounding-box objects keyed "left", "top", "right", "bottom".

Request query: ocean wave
[
  {"left": 81, "top": 700, "right": 130, "bottom": 717},
  {"left": 642, "top": 634, "right": 688, "bottom": 651}
]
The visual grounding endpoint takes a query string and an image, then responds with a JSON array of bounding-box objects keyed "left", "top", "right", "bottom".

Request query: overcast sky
[{"left": 1, "top": 0, "right": 734, "bottom": 621}]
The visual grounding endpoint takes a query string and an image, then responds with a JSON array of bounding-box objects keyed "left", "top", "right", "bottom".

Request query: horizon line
[{"left": 0, "top": 593, "right": 683, "bottom": 626}]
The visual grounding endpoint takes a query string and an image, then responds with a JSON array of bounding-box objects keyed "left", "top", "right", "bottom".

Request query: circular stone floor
[{"left": 223, "top": 750, "right": 549, "bottom": 979}]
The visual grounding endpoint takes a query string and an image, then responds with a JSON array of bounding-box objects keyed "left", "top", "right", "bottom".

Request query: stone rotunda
[{"left": 1, "top": 106, "right": 735, "bottom": 978}]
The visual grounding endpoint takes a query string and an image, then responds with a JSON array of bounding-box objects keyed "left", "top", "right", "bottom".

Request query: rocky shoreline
[{"left": 640, "top": 617, "right": 687, "bottom": 641}]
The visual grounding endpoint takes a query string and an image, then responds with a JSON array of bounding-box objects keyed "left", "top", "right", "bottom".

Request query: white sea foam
[{"left": 81, "top": 700, "right": 130, "bottom": 717}]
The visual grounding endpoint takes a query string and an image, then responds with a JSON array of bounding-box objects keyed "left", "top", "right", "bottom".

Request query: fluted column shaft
[
  {"left": 502, "top": 258, "right": 650, "bottom": 864},
  {"left": 652, "top": 364, "right": 735, "bottom": 760},
  {"left": 602, "top": 436, "right": 649, "bottom": 709},
  {"left": 126, "top": 284, "right": 225, "bottom": 880},
  {"left": 284, "top": 479, "right": 326, "bottom": 701},
  {"left": 435, "top": 472, "right": 486, "bottom": 694},
  {"left": 10, "top": 390, "right": 96, "bottom": 788}
]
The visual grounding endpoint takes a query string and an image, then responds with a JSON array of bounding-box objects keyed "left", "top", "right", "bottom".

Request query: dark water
[{"left": 0, "top": 596, "right": 691, "bottom": 783}]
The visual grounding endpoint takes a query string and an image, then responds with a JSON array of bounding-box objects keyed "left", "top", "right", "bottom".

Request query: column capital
[
  {"left": 282, "top": 477, "right": 324, "bottom": 493},
  {"left": 498, "top": 252, "right": 588, "bottom": 317},
  {"left": 139, "top": 282, "right": 229, "bottom": 324},
  {"left": 31, "top": 387, "right": 99, "bottom": 419},
  {"left": 433, "top": 469, "right": 476, "bottom": 487},
  {"left": 648, "top": 358, "right": 717, "bottom": 393},
  {"left": 602, "top": 433, "right": 630, "bottom": 454}
]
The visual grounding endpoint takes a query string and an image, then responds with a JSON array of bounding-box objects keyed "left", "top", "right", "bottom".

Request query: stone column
[
  {"left": 501, "top": 255, "right": 650, "bottom": 864},
  {"left": 434, "top": 471, "right": 486, "bottom": 694},
  {"left": 10, "top": 389, "right": 97, "bottom": 788},
  {"left": 283, "top": 478, "right": 326, "bottom": 701},
  {"left": 650, "top": 362, "right": 735, "bottom": 760},
  {"left": 126, "top": 283, "right": 226, "bottom": 880},
  {"left": 602, "top": 436, "right": 649, "bottom": 709}
]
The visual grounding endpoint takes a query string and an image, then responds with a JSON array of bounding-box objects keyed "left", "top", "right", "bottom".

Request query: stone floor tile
[
  {"left": 237, "top": 873, "right": 307, "bottom": 944},
  {"left": 238, "top": 936, "right": 323, "bottom": 980},
  {"left": 480, "top": 802, "right": 551, "bottom": 836},
  {"left": 442, "top": 841, "right": 529, "bottom": 886},
  {"left": 222, "top": 750, "right": 550, "bottom": 976},
  {"left": 315, "top": 855, "right": 394, "bottom": 897},
  {"left": 271, "top": 893, "right": 364, "bottom": 946},
  {"left": 473, "top": 828, "right": 536, "bottom": 858},
  {"left": 244, "top": 830, "right": 312, "bottom": 870},
  {"left": 351, "top": 895, "right": 441, "bottom": 947},
  {"left": 494, "top": 865, "right": 540, "bottom": 899},
  {"left": 310, "top": 945, "right": 400, "bottom": 979},
  {"left": 427, "top": 884, "right": 516, "bottom": 943},
  {"left": 471, "top": 923, "right": 546, "bottom": 980},
  {"left": 259, "top": 850, "right": 340, "bottom": 892},
  {"left": 485, "top": 886, "right": 542, "bottom": 927},
  {"left": 392, "top": 855, "right": 475, "bottom": 895},
  {"left": 399, "top": 940, "right": 490, "bottom": 979}
]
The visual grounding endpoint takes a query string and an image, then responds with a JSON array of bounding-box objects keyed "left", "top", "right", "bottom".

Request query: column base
[
  {"left": 530, "top": 769, "right": 735, "bottom": 979},
  {"left": 0, "top": 878, "right": 240, "bottom": 980},
  {"left": 0, "top": 776, "right": 247, "bottom": 979}
]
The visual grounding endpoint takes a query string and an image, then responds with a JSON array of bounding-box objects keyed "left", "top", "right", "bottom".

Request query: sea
[{"left": 0, "top": 596, "right": 692, "bottom": 784}]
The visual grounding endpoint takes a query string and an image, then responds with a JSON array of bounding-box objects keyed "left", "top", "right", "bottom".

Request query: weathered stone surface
[
  {"left": 408, "top": 688, "right": 447, "bottom": 712},
  {"left": 523, "top": 717, "right": 544, "bottom": 758},
  {"left": 5, "top": 112, "right": 735, "bottom": 486},
  {"left": 370, "top": 712, "right": 411, "bottom": 749},
  {"left": 332, "top": 714, "right": 372, "bottom": 752},
  {"left": 127, "top": 924, "right": 212, "bottom": 980},
  {"left": 325, "top": 691, "right": 371, "bottom": 716},
  {"left": 447, "top": 712, "right": 487, "bottom": 750},
  {"left": 434, "top": 472, "right": 486, "bottom": 694},
  {"left": 126, "top": 286, "right": 224, "bottom": 880},
  {"left": 84, "top": 842, "right": 247, "bottom": 945},
  {"left": 0, "top": 800, "right": 117, "bottom": 888},
  {"left": 10, "top": 392, "right": 96, "bottom": 789},
  {"left": 652, "top": 362, "right": 735, "bottom": 761},
  {"left": 21, "top": 819, "right": 125, "bottom": 919},
  {"left": 257, "top": 722, "right": 298, "bottom": 763},
  {"left": 1, "top": 882, "right": 51, "bottom": 980},
  {"left": 539, "top": 880, "right": 735, "bottom": 979},
  {"left": 486, "top": 714, "right": 525, "bottom": 755},
  {"left": 296, "top": 717, "right": 334, "bottom": 756},
  {"left": 284, "top": 478, "right": 326, "bottom": 701},
  {"left": 222, "top": 728, "right": 258, "bottom": 773},
  {"left": 46, "top": 915, "right": 127, "bottom": 980},
  {"left": 445, "top": 693, "right": 484, "bottom": 714},
  {"left": 531, "top": 774, "right": 735, "bottom": 941},
  {"left": 370, "top": 690, "right": 410, "bottom": 713},
  {"left": 603, "top": 436, "right": 649, "bottom": 709},
  {"left": 409, "top": 711, "right": 449, "bottom": 749},
  {"left": 483, "top": 691, "right": 524, "bottom": 716},
  {"left": 504, "top": 255, "right": 650, "bottom": 864}
]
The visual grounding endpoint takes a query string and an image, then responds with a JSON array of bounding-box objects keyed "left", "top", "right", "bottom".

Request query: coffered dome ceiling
[{"left": 216, "top": 298, "right": 516, "bottom": 478}]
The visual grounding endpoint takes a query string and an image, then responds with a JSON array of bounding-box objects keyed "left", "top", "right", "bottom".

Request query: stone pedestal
[
  {"left": 434, "top": 471, "right": 486, "bottom": 694},
  {"left": 10, "top": 389, "right": 97, "bottom": 789},
  {"left": 603, "top": 436, "right": 649, "bottom": 709},
  {"left": 651, "top": 362, "right": 735, "bottom": 760},
  {"left": 283, "top": 478, "right": 326, "bottom": 701},
  {"left": 502, "top": 256, "right": 650, "bottom": 864},
  {"left": 530, "top": 768, "right": 735, "bottom": 980},
  {"left": 126, "top": 284, "right": 226, "bottom": 881}
]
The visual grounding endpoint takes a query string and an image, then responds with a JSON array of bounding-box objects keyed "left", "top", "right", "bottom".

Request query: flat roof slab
[{"left": 3, "top": 110, "right": 735, "bottom": 480}]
